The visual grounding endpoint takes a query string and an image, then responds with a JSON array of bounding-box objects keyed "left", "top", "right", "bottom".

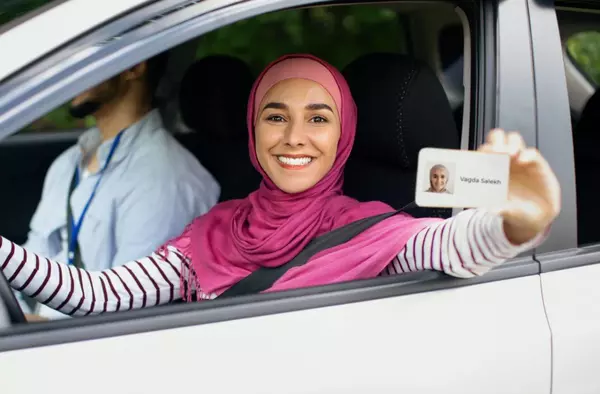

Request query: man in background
[{"left": 22, "top": 52, "right": 219, "bottom": 319}]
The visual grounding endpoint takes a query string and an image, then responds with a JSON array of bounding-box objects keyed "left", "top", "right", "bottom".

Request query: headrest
[
  {"left": 343, "top": 53, "right": 459, "bottom": 169},
  {"left": 179, "top": 55, "right": 254, "bottom": 140}
]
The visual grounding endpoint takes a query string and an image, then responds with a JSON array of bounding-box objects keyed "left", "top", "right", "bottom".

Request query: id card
[{"left": 415, "top": 148, "right": 510, "bottom": 208}]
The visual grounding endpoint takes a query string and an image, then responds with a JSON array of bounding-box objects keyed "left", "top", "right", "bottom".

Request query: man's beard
[
  {"left": 69, "top": 77, "right": 120, "bottom": 119},
  {"left": 68, "top": 100, "right": 102, "bottom": 119}
]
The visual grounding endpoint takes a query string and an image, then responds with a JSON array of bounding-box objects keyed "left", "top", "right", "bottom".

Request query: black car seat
[
  {"left": 178, "top": 55, "right": 261, "bottom": 201},
  {"left": 342, "top": 53, "right": 460, "bottom": 218},
  {"left": 573, "top": 89, "right": 600, "bottom": 245}
]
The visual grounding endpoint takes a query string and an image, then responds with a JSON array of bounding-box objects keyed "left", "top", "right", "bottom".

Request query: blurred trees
[
  {"left": 195, "top": 6, "right": 406, "bottom": 72},
  {"left": 568, "top": 31, "right": 600, "bottom": 85},
  {"left": 0, "top": 0, "right": 48, "bottom": 26}
]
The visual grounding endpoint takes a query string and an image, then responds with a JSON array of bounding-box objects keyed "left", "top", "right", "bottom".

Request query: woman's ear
[{"left": 122, "top": 61, "right": 147, "bottom": 82}]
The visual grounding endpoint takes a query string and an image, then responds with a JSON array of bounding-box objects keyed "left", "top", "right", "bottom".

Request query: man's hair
[{"left": 145, "top": 51, "right": 170, "bottom": 107}]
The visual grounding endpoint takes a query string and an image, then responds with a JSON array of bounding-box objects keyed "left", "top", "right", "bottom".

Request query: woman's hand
[{"left": 478, "top": 129, "right": 561, "bottom": 245}]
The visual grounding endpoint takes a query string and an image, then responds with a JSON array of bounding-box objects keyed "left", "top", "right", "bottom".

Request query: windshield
[{"left": 0, "top": 0, "right": 56, "bottom": 29}]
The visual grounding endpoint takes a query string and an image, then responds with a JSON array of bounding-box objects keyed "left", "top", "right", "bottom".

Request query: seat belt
[{"left": 218, "top": 202, "right": 416, "bottom": 299}]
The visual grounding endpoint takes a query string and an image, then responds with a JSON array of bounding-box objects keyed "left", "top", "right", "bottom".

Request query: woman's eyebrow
[
  {"left": 306, "top": 103, "right": 334, "bottom": 113},
  {"left": 263, "top": 102, "right": 288, "bottom": 111}
]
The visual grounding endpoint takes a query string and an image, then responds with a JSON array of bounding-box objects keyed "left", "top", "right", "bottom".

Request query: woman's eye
[
  {"left": 267, "top": 115, "right": 285, "bottom": 122},
  {"left": 310, "top": 116, "right": 327, "bottom": 123}
]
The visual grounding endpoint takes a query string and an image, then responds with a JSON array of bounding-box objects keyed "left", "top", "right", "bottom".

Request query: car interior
[
  {"left": 0, "top": 1, "right": 469, "bottom": 326},
  {"left": 0, "top": 2, "right": 466, "bottom": 247},
  {"left": 556, "top": 9, "right": 600, "bottom": 246},
  {"left": 341, "top": 52, "right": 458, "bottom": 218}
]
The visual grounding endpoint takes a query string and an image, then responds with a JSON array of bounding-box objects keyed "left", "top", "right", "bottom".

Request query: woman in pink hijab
[{"left": 0, "top": 54, "right": 560, "bottom": 316}]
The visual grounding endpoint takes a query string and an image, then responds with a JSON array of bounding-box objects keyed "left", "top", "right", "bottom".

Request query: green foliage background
[
  {"left": 567, "top": 31, "right": 600, "bottom": 85},
  {"left": 3, "top": 0, "right": 600, "bottom": 131},
  {"left": 195, "top": 6, "right": 406, "bottom": 73}
]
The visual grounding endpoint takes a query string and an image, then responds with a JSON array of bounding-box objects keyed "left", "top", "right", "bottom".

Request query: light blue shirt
[{"left": 22, "top": 109, "right": 219, "bottom": 318}]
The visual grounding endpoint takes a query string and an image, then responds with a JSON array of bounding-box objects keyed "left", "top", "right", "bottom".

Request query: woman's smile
[{"left": 275, "top": 154, "right": 315, "bottom": 169}]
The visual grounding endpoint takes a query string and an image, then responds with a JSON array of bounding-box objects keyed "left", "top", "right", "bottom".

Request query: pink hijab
[{"left": 178, "top": 54, "right": 441, "bottom": 298}]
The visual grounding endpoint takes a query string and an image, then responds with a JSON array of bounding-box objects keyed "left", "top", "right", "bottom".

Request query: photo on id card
[{"left": 415, "top": 148, "right": 510, "bottom": 209}]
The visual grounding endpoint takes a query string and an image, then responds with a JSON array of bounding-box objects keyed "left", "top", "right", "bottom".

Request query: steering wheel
[{"left": 0, "top": 269, "right": 26, "bottom": 324}]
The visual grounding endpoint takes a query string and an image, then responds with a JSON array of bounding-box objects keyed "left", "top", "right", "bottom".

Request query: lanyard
[{"left": 67, "top": 131, "right": 125, "bottom": 266}]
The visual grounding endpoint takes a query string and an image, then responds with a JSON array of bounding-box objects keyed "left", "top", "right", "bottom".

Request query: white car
[{"left": 0, "top": 0, "right": 598, "bottom": 393}]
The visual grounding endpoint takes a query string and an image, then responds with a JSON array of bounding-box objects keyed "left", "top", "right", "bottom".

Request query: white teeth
[{"left": 277, "top": 156, "right": 313, "bottom": 166}]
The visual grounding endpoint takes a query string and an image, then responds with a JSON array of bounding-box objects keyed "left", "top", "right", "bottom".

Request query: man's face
[{"left": 69, "top": 76, "right": 120, "bottom": 119}]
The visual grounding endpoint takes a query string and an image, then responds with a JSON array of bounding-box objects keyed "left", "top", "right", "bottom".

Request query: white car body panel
[
  {"left": 0, "top": 0, "right": 151, "bottom": 81},
  {"left": 0, "top": 277, "right": 551, "bottom": 394},
  {"left": 541, "top": 264, "right": 600, "bottom": 394}
]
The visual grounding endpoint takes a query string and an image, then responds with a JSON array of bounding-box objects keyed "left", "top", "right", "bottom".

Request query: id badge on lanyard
[{"left": 67, "top": 130, "right": 125, "bottom": 267}]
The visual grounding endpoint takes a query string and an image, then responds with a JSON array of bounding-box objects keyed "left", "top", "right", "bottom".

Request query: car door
[
  {"left": 529, "top": 1, "right": 600, "bottom": 394},
  {"left": 0, "top": 0, "right": 552, "bottom": 393}
]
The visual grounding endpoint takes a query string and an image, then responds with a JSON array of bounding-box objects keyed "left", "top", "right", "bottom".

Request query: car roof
[{"left": 0, "top": 0, "right": 152, "bottom": 82}]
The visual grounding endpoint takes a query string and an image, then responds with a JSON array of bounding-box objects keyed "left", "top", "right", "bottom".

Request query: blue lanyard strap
[{"left": 67, "top": 131, "right": 124, "bottom": 266}]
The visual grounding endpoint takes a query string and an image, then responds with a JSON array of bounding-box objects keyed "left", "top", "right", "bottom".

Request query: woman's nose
[{"left": 283, "top": 119, "right": 306, "bottom": 146}]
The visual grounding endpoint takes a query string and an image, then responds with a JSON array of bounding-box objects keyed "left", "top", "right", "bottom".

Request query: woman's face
[
  {"left": 430, "top": 167, "right": 448, "bottom": 192},
  {"left": 254, "top": 78, "right": 341, "bottom": 194}
]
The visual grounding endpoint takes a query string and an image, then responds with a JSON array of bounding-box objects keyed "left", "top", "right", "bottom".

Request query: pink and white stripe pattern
[
  {"left": 0, "top": 209, "right": 543, "bottom": 317},
  {"left": 380, "top": 209, "right": 530, "bottom": 278}
]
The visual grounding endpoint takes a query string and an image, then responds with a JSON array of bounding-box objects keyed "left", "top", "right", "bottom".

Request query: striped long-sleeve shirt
[{"left": 0, "top": 209, "right": 544, "bottom": 317}]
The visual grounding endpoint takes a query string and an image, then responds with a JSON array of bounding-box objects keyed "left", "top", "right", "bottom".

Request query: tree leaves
[
  {"left": 568, "top": 31, "right": 600, "bottom": 86},
  {"left": 0, "top": 0, "right": 50, "bottom": 26},
  {"left": 195, "top": 5, "right": 405, "bottom": 72}
]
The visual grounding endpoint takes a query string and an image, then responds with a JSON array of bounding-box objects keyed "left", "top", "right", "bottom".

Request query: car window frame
[
  {"left": 0, "top": 0, "right": 196, "bottom": 87},
  {"left": 536, "top": 1, "right": 600, "bottom": 273},
  {"left": 0, "top": 129, "right": 85, "bottom": 147},
  {"left": 0, "top": 0, "right": 540, "bottom": 352},
  {"left": 525, "top": 0, "right": 578, "bottom": 257}
]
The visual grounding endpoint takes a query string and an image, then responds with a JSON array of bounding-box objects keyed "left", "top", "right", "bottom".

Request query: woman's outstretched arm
[
  {"left": 1, "top": 237, "right": 189, "bottom": 316},
  {"left": 382, "top": 209, "right": 547, "bottom": 278}
]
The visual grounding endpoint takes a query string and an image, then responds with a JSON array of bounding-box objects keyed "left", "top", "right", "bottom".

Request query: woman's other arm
[
  {"left": 382, "top": 209, "right": 546, "bottom": 278},
  {"left": 1, "top": 237, "right": 188, "bottom": 316}
]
